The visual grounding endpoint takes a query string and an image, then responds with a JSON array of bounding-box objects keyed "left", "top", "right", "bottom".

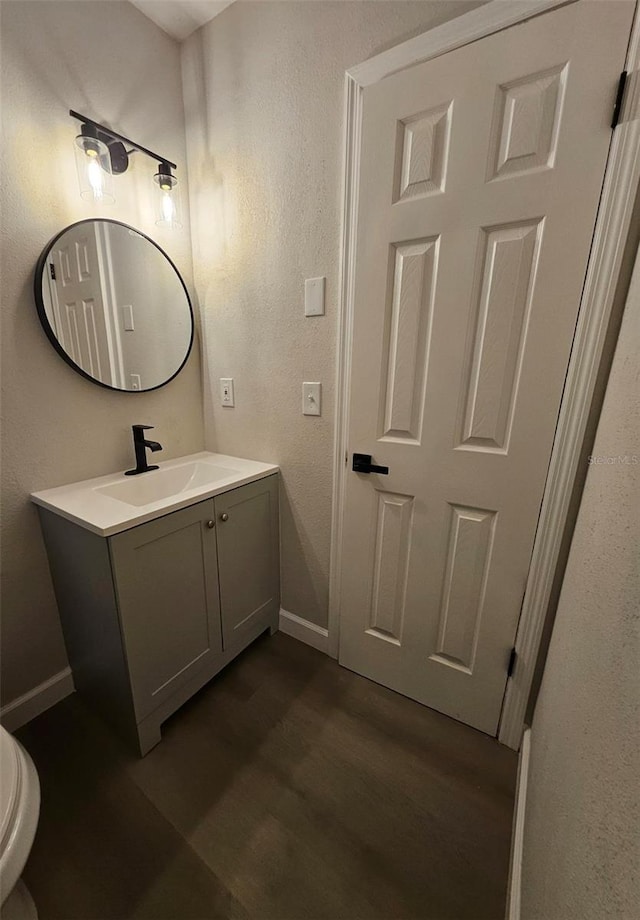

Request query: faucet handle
[{"left": 132, "top": 424, "right": 154, "bottom": 433}]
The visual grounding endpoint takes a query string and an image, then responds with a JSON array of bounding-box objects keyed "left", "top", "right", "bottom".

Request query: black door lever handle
[{"left": 352, "top": 453, "right": 389, "bottom": 475}]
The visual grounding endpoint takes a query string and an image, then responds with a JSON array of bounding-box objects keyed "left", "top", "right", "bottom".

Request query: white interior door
[
  {"left": 49, "top": 224, "right": 115, "bottom": 386},
  {"left": 338, "top": 0, "right": 634, "bottom": 735}
]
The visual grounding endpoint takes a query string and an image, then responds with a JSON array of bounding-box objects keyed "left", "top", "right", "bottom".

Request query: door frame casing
[{"left": 328, "top": 0, "right": 640, "bottom": 748}]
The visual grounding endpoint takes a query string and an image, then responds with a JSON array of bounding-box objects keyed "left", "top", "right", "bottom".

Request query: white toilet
[{"left": 0, "top": 726, "right": 40, "bottom": 920}]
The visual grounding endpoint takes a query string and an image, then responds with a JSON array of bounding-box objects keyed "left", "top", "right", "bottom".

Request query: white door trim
[
  {"left": 348, "top": 0, "right": 575, "bottom": 87},
  {"left": 505, "top": 726, "right": 532, "bottom": 920},
  {"left": 329, "top": 0, "right": 640, "bottom": 749}
]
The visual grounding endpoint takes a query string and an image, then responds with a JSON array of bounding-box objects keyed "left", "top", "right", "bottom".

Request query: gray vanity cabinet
[
  {"left": 38, "top": 474, "right": 279, "bottom": 756},
  {"left": 216, "top": 475, "right": 280, "bottom": 647},
  {"left": 109, "top": 499, "right": 222, "bottom": 723}
]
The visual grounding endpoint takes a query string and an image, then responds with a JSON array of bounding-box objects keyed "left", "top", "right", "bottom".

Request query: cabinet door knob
[
  {"left": 206, "top": 520, "right": 215, "bottom": 529},
  {"left": 220, "top": 513, "right": 229, "bottom": 522}
]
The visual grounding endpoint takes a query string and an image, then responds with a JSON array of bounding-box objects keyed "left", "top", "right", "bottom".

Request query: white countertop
[{"left": 31, "top": 452, "right": 279, "bottom": 537}]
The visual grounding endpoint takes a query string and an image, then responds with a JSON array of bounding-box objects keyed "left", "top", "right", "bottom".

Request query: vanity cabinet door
[
  {"left": 215, "top": 475, "right": 280, "bottom": 649},
  {"left": 109, "top": 499, "right": 222, "bottom": 721}
]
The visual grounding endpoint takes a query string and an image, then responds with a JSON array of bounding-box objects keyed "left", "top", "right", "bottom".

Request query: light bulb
[
  {"left": 74, "top": 132, "right": 114, "bottom": 203},
  {"left": 153, "top": 165, "right": 182, "bottom": 229},
  {"left": 87, "top": 158, "right": 105, "bottom": 198},
  {"left": 161, "top": 191, "right": 175, "bottom": 223}
]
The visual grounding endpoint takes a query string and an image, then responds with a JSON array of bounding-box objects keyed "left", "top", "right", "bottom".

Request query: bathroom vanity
[{"left": 31, "top": 453, "right": 279, "bottom": 755}]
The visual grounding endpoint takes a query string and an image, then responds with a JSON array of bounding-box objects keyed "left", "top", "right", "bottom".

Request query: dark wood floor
[{"left": 18, "top": 632, "right": 517, "bottom": 920}]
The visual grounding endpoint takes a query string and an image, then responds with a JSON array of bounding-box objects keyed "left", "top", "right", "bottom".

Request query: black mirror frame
[{"left": 34, "top": 218, "right": 195, "bottom": 394}]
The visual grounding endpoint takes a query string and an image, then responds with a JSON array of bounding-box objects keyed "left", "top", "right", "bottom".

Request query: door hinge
[
  {"left": 507, "top": 647, "right": 517, "bottom": 679},
  {"left": 612, "top": 71, "right": 628, "bottom": 130},
  {"left": 49, "top": 263, "right": 56, "bottom": 281}
]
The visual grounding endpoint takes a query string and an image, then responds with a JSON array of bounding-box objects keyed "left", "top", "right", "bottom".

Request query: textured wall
[
  {"left": 0, "top": 1, "right": 204, "bottom": 705},
  {"left": 182, "top": 0, "right": 483, "bottom": 628},
  {"left": 521, "top": 245, "right": 640, "bottom": 919}
]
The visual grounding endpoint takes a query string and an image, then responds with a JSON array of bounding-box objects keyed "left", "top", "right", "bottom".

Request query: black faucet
[{"left": 125, "top": 425, "right": 163, "bottom": 476}]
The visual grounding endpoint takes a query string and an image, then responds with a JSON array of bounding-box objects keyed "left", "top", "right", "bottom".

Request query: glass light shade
[
  {"left": 153, "top": 170, "right": 182, "bottom": 229},
  {"left": 74, "top": 134, "right": 115, "bottom": 203}
]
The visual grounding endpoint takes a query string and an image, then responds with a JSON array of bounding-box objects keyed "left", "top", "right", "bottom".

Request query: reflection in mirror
[{"left": 35, "top": 219, "right": 193, "bottom": 392}]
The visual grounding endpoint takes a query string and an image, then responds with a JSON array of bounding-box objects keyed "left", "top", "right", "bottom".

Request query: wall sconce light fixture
[
  {"left": 70, "top": 110, "right": 181, "bottom": 228},
  {"left": 153, "top": 161, "right": 183, "bottom": 230},
  {"left": 74, "top": 123, "right": 115, "bottom": 204}
]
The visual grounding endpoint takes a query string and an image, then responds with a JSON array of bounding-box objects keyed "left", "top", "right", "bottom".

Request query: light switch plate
[
  {"left": 130, "top": 374, "right": 141, "bottom": 390},
  {"left": 303, "top": 382, "right": 321, "bottom": 416},
  {"left": 304, "top": 277, "right": 325, "bottom": 316},
  {"left": 220, "top": 378, "right": 235, "bottom": 407},
  {"left": 122, "top": 305, "right": 135, "bottom": 331}
]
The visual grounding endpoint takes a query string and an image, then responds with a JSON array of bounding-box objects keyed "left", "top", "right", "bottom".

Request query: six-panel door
[
  {"left": 110, "top": 499, "right": 222, "bottom": 721},
  {"left": 338, "top": 0, "right": 634, "bottom": 735},
  {"left": 49, "top": 222, "right": 115, "bottom": 386}
]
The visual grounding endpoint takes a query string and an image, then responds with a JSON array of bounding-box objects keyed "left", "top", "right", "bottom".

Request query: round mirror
[{"left": 34, "top": 219, "right": 194, "bottom": 392}]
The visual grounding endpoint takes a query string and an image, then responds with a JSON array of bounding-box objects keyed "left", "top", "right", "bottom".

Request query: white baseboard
[
  {"left": 0, "top": 667, "right": 75, "bottom": 732},
  {"left": 506, "top": 726, "right": 531, "bottom": 920},
  {"left": 279, "top": 608, "right": 330, "bottom": 655}
]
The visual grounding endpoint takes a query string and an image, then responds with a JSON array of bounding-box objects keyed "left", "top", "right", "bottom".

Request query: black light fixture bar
[{"left": 69, "top": 110, "right": 177, "bottom": 170}]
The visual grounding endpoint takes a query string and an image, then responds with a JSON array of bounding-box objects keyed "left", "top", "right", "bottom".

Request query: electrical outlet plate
[
  {"left": 220, "top": 377, "right": 235, "bottom": 407},
  {"left": 304, "top": 277, "right": 325, "bottom": 316},
  {"left": 303, "top": 382, "right": 321, "bottom": 416},
  {"left": 122, "top": 304, "right": 135, "bottom": 331}
]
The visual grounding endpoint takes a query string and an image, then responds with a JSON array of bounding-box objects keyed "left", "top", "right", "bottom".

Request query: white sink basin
[
  {"left": 95, "top": 461, "right": 238, "bottom": 507},
  {"left": 30, "top": 451, "right": 279, "bottom": 536}
]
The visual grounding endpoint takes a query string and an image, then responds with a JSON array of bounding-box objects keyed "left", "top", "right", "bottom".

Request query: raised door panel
[
  {"left": 215, "top": 475, "right": 280, "bottom": 649},
  {"left": 110, "top": 499, "right": 221, "bottom": 721},
  {"left": 458, "top": 220, "right": 543, "bottom": 453},
  {"left": 488, "top": 64, "right": 568, "bottom": 181},
  {"left": 393, "top": 102, "right": 452, "bottom": 202},
  {"left": 431, "top": 504, "right": 497, "bottom": 673},
  {"left": 367, "top": 490, "right": 414, "bottom": 645},
  {"left": 380, "top": 238, "right": 439, "bottom": 443}
]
